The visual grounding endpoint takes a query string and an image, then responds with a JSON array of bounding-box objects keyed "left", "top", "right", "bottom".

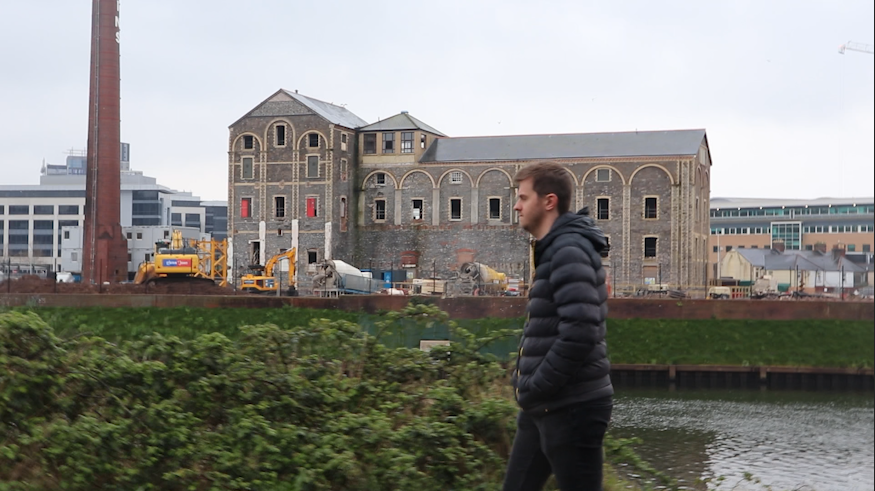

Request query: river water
[{"left": 609, "top": 389, "right": 874, "bottom": 491}]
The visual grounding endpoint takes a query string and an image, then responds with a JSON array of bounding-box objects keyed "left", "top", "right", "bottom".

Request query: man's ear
[{"left": 543, "top": 193, "right": 558, "bottom": 211}]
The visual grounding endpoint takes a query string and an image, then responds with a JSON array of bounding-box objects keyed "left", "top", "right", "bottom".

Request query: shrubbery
[{"left": 0, "top": 306, "right": 522, "bottom": 490}]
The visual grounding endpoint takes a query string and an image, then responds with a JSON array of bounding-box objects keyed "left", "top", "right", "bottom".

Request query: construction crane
[{"left": 838, "top": 41, "right": 874, "bottom": 55}]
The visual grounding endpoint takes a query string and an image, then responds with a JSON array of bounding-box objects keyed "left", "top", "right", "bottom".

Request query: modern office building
[
  {"left": 708, "top": 197, "right": 875, "bottom": 279},
  {"left": 0, "top": 149, "right": 227, "bottom": 272}
]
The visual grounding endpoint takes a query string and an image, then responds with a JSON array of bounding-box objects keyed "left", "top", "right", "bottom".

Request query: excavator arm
[{"left": 263, "top": 248, "right": 297, "bottom": 279}]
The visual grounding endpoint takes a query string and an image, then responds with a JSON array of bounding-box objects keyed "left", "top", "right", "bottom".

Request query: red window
[
  {"left": 306, "top": 197, "right": 317, "bottom": 218},
  {"left": 241, "top": 198, "right": 251, "bottom": 218}
]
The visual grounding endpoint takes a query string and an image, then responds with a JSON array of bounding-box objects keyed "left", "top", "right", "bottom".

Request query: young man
[{"left": 504, "top": 161, "right": 613, "bottom": 491}]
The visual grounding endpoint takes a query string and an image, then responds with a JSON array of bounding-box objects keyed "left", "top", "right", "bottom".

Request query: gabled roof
[
  {"left": 360, "top": 112, "right": 446, "bottom": 137},
  {"left": 733, "top": 248, "right": 865, "bottom": 273},
  {"left": 230, "top": 89, "right": 368, "bottom": 130},
  {"left": 420, "top": 129, "right": 707, "bottom": 163}
]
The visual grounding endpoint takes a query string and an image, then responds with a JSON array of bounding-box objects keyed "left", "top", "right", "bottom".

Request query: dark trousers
[{"left": 502, "top": 397, "right": 613, "bottom": 491}]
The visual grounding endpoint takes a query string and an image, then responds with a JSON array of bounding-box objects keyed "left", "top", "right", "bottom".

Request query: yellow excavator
[
  {"left": 133, "top": 230, "right": 215, "bottom": 286},
  {"left": 241, "top": 247, "right": 297, "bottom": 295}
]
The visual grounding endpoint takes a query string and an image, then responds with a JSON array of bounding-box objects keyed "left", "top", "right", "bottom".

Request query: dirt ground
[{"left": 0, "top": 275, "right": 240, "bottom": 296}]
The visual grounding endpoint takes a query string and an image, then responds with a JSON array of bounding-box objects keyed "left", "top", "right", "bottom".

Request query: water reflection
[{"left": 609, "top": 389, "right": 874, "bottom": 491}]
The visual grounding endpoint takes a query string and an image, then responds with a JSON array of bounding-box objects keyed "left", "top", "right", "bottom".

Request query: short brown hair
[{"left": 514, "top": 161, "right": 573, "bottom": 214}]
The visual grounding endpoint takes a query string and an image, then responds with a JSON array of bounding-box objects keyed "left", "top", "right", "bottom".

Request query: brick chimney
[
  {"left": 772, "top": 239, "right": 786, "bottom": 253},
  {"left": 813, "top": 242, "right": 827, "bottom": 254}
]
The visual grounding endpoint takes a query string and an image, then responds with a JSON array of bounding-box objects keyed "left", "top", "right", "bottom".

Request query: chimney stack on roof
[
  {"left": 832, "top": 245, "right": 846, "bottom": 261},
  {"left": 772, "top": 239, "right": 786, "bottom": 253},
  {"left": 814, "top": 242, "right": 828, "bottom": 254}
]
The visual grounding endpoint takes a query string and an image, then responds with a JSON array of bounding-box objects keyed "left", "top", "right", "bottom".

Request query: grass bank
[{"left": 10, "top": 306, "right": 874, "bottom": 368}]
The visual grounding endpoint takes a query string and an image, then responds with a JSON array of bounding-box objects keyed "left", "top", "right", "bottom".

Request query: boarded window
[
  {"left": 306, "top": 197, "right": 318, "bottom": 218},
  {"left": 242, "top": 157, "right": 253, "bottom": 179},
  {"left": 307, "top": 156, "right": 319, "bottom": 177},
  {"left": 241, "top": 198, "right": 251, "bottom": 218},
  {"left": 596, "top": 169, "right": 610, "bottom": 182}
]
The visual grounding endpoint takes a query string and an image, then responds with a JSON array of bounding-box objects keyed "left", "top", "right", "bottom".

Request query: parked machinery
[
  {"left": 312, "top": 260, "right": 384, "bottom": 295},
  {"left": 134, "top": 230, "right": 215, "bottom": 287},
  {"left": 446, "top": 262, "right": 508, "bottom": 296},
  {"left": 241, "top": 248, "right": 297, "bottom": 295}
]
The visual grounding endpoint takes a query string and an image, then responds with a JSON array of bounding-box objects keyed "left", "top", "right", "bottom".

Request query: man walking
[{"left": 504, "top": 161, "right": 613, "bottom": 491}]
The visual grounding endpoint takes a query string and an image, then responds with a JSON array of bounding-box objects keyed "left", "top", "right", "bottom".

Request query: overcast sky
[{"left": 1, "top": 0, "right": 873, "bottom": 202}]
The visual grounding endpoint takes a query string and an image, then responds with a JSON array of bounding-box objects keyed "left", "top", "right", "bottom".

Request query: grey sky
[{"left": 1, "top": 0, "right": 872, "bottom": 202}]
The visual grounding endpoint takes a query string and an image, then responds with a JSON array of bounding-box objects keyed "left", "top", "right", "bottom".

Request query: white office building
[{"left": 0, "top": 149, "right": 227, "bottom": 272}]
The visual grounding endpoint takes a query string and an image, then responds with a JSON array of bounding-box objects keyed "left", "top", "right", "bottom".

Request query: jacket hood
[{"left": 536, "top": 207, "right": 609, "bottom": 255}]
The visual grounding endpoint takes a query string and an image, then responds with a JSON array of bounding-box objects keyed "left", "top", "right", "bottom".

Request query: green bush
[{"left": 0, "top": 306, "right": 521, "bottom": 490}]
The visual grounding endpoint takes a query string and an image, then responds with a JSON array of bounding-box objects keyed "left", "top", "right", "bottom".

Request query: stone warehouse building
[{"left": 229, "top": 89, "right": 712, "bottom": 292}]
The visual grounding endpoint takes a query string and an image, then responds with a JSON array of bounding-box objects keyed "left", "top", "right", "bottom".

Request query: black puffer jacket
[{"left": 512, "top": 208, "right": 613, "bottom": 413}]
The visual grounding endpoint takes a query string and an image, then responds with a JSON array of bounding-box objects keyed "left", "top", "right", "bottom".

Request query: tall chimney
[
  {"left": 813, "top": 242, "right": 827, "bottom": 254},
  {"left": 832, "top": 245, "right": 846, "bottom": 261},
  {"left": 771, "top": 239, "right": 786, "bottom": 253},
  {"left": 82, "top": 0, "right": 129, "bottom": 284}
]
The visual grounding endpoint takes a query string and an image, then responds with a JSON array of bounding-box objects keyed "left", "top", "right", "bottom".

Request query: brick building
[{"left": 229, "top": 90, "right": 712, "bottom": 293}]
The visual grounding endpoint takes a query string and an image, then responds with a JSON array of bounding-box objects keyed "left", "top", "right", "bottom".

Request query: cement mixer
[
  {"left": 446, "top": 262, "right": 508, "bottom": 296},
  {"left": 312, "top": 259, "right": 383, "bottom": 295}
]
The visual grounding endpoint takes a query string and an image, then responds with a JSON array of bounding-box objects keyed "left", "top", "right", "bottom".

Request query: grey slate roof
[
  {"left": 360, "top": 112, "right": 447, "bottom": 136},
  {"left": 420, "top": 129, "right": 707, "bottom": 163},
  {"left": 279, "top": 90, "right": 368, "bottom": 129},
  {"left": 735, "top": 248, "right": 865, "bottom": 272}
]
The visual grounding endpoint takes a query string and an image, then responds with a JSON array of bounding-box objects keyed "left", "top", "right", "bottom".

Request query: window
[
  {"left": 597, "top": 198, "right": 610, "bottom": 220},
  {"left": 726, "top": 245, "right": 733, "bottom": 252},
  {"left": 863, "top": 244, "right": 871, "bottom": 252},
  {"left": 240, "top": 198, "right": 252, "bottom": 218},
  {"left": 275, "top": 196, "right": 285, "bottom": 218},
  {"left": 308, "top": 250, "right": 318, "bottom": 264},
  {"left": 805, "top": 244, "right": 814, "bottom": 251},
  {"left": 847, "top": 244, "right": 856, "bottom": 252},
  {"left": 644, "top": 197, "right": 658, "bottom": 219},
  {"left": 306, "top": 197, "right": 318, "bottom": 218},
  {"left": 375, "top": 199, "right": 386, "bottom": 221},
  {"left": 450, "top": 198, "right": 462, "bottom": 221},
  {"left": 171, "top": 213, "right": 182, "bottom": 226},
  {"left": 242, "top": 157, "right": 253, "bottom": 179},
  {"left": 751, "top": 245, "right": 758, "bottom": 249},
  {"left": 420, "top": 134, "right": 427, "bottom": 149},
  {"left": 307, "top": 156, "right": 319, "bottom": 177},
  {"left": 341, "top": 133, "right": 348, "bottom": 152},
  {"left": 449, "top": 171, "right": 463, "bottom": 184},
  {"left": 0, "top": 205, "right": 4, "bottom": 214},
  {"left": 644, "top": 237, "right": 657, "bottom": 258},
  {"left": 382, "top": 132, "right": 394, "bottom": 153},
  {"left": 489, "top": 198, "right": 501, "bottom": 220},
  {"left": 364, "top": 133, "right": 376, "bottom": 154},
  {"left": 712, "top": 246, "right": 719, "bottom": 253},
  {"left": 738, "top": 245, "right": 745, "bottom": 249},
  {"left": 126, "top": 232, "right": 132, "bottom": 239},
  {"left": 340, "top": 159, "right": 348, "bottom": 182},
  {"left": 340, "top": 197, "right": 347, "bottom": 218},
  {"left": 9, "top": 205, "right": 28, "bottom": 215},
  {"left": 58, "top": 205, "right": 79, "bottom": 215},
  {"left": 33, "top": 205, "right": 54, "bottom": 215},
  {"left": 164, "top": 230, "right": 170, "bottom": 238},
  {"left": 308, "top": 133, "right": 319, "bottom": 148},
  {"left": 596, "top": 169, "right": 611, "bottom": 182},
  {"left": 275, "top": 125, "right": 286, "bottom": 146},
  {"left": 412, "top": 199, "right": 424, "bottom": 220},
  {"left": 136, "top": 232, "right": 143, "bottom": 240},
  {"left": 376, "top": 173, "right": 386, "bottom": 185},
  {"left": 401, "top": 132, "right": 414, "bottom": 153},
  {"left": 243, "top": 135, "right": 253, "bottom": 149}
]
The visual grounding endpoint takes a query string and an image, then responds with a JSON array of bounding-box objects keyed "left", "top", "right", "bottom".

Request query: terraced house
[{"left": 228, "top": 90, "right": 713, "bottom": 293}]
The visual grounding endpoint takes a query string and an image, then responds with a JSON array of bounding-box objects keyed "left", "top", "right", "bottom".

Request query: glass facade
[{"left": 770, "top": 222, "right": 801, "bottom": 250}]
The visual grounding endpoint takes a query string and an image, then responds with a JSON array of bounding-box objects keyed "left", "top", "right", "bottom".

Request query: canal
[{"left": 609, "top": 388, "right": 874, "bottom": 491}]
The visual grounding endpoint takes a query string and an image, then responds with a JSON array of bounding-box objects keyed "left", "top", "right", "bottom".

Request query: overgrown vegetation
[{"left": 13, "top": 307, "right": 874, "bottom": 368}]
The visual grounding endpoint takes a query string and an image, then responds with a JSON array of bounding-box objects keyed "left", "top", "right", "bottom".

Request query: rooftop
[{"left": 420, "top": 129, "right": 707, "bottom": 163}]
